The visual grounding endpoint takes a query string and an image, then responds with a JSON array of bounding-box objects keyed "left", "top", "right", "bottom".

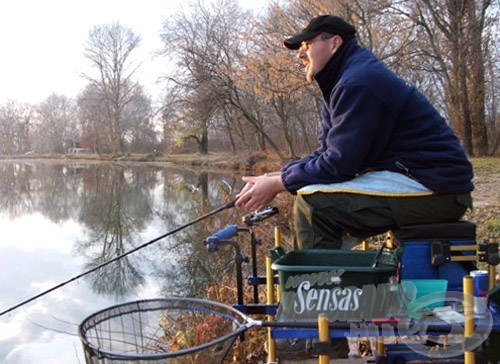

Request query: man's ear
[{"left": 331, "top": 35, "right": 344, "bottom": 54}]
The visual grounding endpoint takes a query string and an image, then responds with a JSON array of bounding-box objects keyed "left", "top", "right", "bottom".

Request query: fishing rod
[{"left": 0, "top": 199, "right": 236, "bottom": 317}]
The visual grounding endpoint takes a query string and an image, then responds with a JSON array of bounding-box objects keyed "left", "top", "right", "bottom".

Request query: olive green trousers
[{"left": 293, "top": 192, "right": 472, "bottom": 249}]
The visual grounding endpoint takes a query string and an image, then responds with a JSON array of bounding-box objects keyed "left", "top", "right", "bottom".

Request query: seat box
[{"left": 395, "top": 221, "right": 476, "bottom": 291}]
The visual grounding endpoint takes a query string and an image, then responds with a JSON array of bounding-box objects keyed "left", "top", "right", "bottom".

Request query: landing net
[{"left": 79, "top": 297, "right": 252, "bottom": 363}]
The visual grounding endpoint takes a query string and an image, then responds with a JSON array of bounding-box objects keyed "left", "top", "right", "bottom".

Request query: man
[{"left": 235, "top": 15, "right": 473, "bottom": 251}]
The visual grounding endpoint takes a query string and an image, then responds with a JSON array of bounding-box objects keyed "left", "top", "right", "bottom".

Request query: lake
[{"left": 0, "top": 160, "right": 243, "bottom": 363}]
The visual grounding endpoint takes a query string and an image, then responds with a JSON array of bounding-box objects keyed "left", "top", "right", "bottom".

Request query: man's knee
[{"left": 293, "top": 194, "right": 344, "bottom": 249}]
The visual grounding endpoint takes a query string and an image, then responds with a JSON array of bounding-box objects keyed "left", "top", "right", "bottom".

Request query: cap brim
[{"left": 283, "top": 31, "right": 319, "bottom": 50}]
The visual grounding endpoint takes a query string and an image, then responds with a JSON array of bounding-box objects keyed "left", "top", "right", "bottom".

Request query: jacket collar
[{"left": 314, "top": 38, "right": 357, "bottom": 101}]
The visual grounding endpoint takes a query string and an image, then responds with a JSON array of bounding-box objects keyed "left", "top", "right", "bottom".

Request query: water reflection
[
  {"left": 0, "top": 161, "right": 242, "bottom": 298},
  {"left": 0, "top": 160, "right": 242, "bottom": 363}
]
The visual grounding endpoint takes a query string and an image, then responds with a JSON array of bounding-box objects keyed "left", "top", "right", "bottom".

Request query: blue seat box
[{"left": 395, "top": 221, "right": 476, "bottom": 291}]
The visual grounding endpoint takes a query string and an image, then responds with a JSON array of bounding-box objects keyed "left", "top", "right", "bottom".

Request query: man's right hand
[{"left": 235, "top": 173, "right": 286, "bottom": 210}]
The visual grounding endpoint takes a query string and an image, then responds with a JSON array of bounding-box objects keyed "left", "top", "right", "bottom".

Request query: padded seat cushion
[{"left": 394, "top": 221, "right": 476, "bottom": 240}]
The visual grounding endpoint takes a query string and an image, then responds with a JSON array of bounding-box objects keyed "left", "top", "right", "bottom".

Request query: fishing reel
[
  {"left": 204, "top": 205, "right": 280, "bottom": 249},
  {"left": 242, "top": 206, "right": 279, "bottom": 226}
]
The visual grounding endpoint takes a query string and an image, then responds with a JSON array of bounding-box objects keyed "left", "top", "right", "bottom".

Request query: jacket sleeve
[{"left": 281, "top": 84, "right": 395, "bottom": 193}]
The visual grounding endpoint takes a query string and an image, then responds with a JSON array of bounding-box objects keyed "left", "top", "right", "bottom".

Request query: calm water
[{"left": 0, "top": 160, "right": 242, "bottom": 363}]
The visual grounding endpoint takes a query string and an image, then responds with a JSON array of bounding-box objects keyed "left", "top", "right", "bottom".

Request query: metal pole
[
  {"left": 266, "top": 256, "right": 276, "bottom": 363},
  {"left": 463, "top": 275, "right": 475, "bottom": 364},
  {"left": 274, "top": 226, "right": 281, "bottom": 302},
  {"left": 318, "top": 314, "right": 330, "bottom": 364},
  {"left": 251, "top": 231, "right": 259, "bottom": 303}
]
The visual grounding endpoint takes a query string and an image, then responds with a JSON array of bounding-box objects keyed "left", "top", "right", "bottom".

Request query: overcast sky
[{"left": 0, "top": 0, "right": 267, "bottom": 105}]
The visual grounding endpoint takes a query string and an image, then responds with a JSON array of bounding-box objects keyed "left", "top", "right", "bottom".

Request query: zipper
[{"left": 395, "top": 161, "right": 414, "bottom": 179}]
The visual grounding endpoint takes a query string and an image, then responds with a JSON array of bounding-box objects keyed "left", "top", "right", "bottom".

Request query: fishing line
[
  {"left": 0, "top": 199, "right": 236, "bottom": 317},
  {"left": 28, "top": 319, "right": 78, "bottom": 336}
]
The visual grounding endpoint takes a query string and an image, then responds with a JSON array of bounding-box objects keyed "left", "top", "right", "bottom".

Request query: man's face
[{"left": 297, "top": 33, "right": 342, "bottom": 83}]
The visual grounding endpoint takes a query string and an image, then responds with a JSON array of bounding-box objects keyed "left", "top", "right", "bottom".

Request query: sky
[{"left": 0, "top": 0, "right": 268, "bottom": 106}]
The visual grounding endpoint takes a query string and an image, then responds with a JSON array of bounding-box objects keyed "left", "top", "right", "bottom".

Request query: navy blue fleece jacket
[{"left": 281, "top": 39, "right": 473, "bottom": 194}]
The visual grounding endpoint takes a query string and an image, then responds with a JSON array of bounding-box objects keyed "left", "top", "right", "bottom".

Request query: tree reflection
[
  {"left": 151, "top": 168, "right": 240, "bottom": 297},
  {"left": 75, "top": 164, "right": 240, "bottom": 298},
  {"left": 0, "top": 161, "right": 242, "bottom": 300},
  {"left": 0, "top": 162, "right": 38, "bottom": 217},
  {"left": 77, "top": 165, "right": 158, "bottom": 296},
  {"left": 0, "top": 161, "right": 100, "bottom": 222}
]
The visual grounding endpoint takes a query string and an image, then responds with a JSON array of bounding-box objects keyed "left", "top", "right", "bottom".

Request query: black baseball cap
[{"left": 284, "top": 15, "right": 356, "bottom": 50}]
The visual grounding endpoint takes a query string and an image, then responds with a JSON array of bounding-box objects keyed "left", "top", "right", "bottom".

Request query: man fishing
[
  {"left": 235, "top": 14, "right": 473, "bottom": 252},
  {"left": 235, "top": 15, "right": 473, "bottom": 359}
]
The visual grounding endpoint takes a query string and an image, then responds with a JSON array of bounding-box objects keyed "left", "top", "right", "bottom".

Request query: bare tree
[
  {"left": 243, "top": 3, "right": 322, "bottom": 158},
  {"left": 122, "top": 86, "right": 158, "bottom": 153},
  {"left": 160, "top": 0, "right": 285, "bottom": 157},
  {"left": 78, "top": 83, "right": 155, "bottom": 154},
  {"left": 160, "top": 0, "right": 233, "bottom": 154},
  {"left": 77, "top": 84, "right": 111, "bottom": 154},
  {"left": 392, "top": 0, "right": 493, "bottom": 156},
  {"left": 484, "top": 16, "right": 499, "bottom": 155},
  {"left": 83, "top": 22, "right": 141, "bottom": 155},
  {"left": 34, "top": 94, "right": 78, "bottom": 154},
  {"left": 0, "top": 101, "right": 33, "bottom": 155}
]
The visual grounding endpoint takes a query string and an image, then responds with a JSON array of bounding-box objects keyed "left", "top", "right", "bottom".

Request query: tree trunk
[
  {"left": 465, "top": 0, "right": 489, "bottom": 156},
  {"left": 200, "top": 128, "right": 208, "bottom": 154}
]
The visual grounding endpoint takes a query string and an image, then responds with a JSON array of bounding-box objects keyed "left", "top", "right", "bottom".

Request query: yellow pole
[
  {"left": 386, "top": 231, "right": 395, "bottom": 249},
  {"left": 266, "top": 256, "right": 276, "bottom": 363},
  {"left": 274, "top": 226, "right": 281, "bottom": 248},
  {"left": 376, "top": 337, "right": 385, "bottom": 357},
  {"left": 488, "top": 264, "right": 496, "bottom": 291},
  {"left": 274, "top": 227, "right": 281, "bottom": 302},
  {"left": 318, "top": 314, "right": 329, "bottom": 364},
  {"left": 488, "top": 239, "right": 498, "bottom": 290},
  {"left": 362, "top": 240, "right": 369, "bottom": 250},
  {"left": 463, "top": 275, "right": 475, "bottom": 364}
]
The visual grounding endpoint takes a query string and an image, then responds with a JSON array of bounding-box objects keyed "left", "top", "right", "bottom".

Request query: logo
[
  {"left": 278, "top": 270, "right": 404, "bottom": 321},
  {"left": 397, "top": 291, "right": 492, "bottom": 358}
]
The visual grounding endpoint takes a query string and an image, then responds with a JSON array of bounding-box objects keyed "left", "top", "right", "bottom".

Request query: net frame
[{"left": 79, "top": 297, "right": 254, "bottom": 362}]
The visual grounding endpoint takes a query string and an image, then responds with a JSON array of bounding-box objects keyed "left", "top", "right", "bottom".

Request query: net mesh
[{"left": 79, "top": 297, "right": 251, "bottom": 363}]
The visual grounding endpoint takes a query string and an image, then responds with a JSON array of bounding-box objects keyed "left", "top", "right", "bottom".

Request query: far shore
[{"left": 0, "top": 151, "right": 283, "bottom": 174}]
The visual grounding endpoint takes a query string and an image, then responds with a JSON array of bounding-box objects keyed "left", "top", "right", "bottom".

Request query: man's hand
[{"left": 235, "top": 173, "right": 286, "bottom": 210}]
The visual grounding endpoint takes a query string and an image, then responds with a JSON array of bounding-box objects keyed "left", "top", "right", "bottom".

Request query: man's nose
[{"left": 297, "top": 48, "right": 306, "bottom": 59}]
